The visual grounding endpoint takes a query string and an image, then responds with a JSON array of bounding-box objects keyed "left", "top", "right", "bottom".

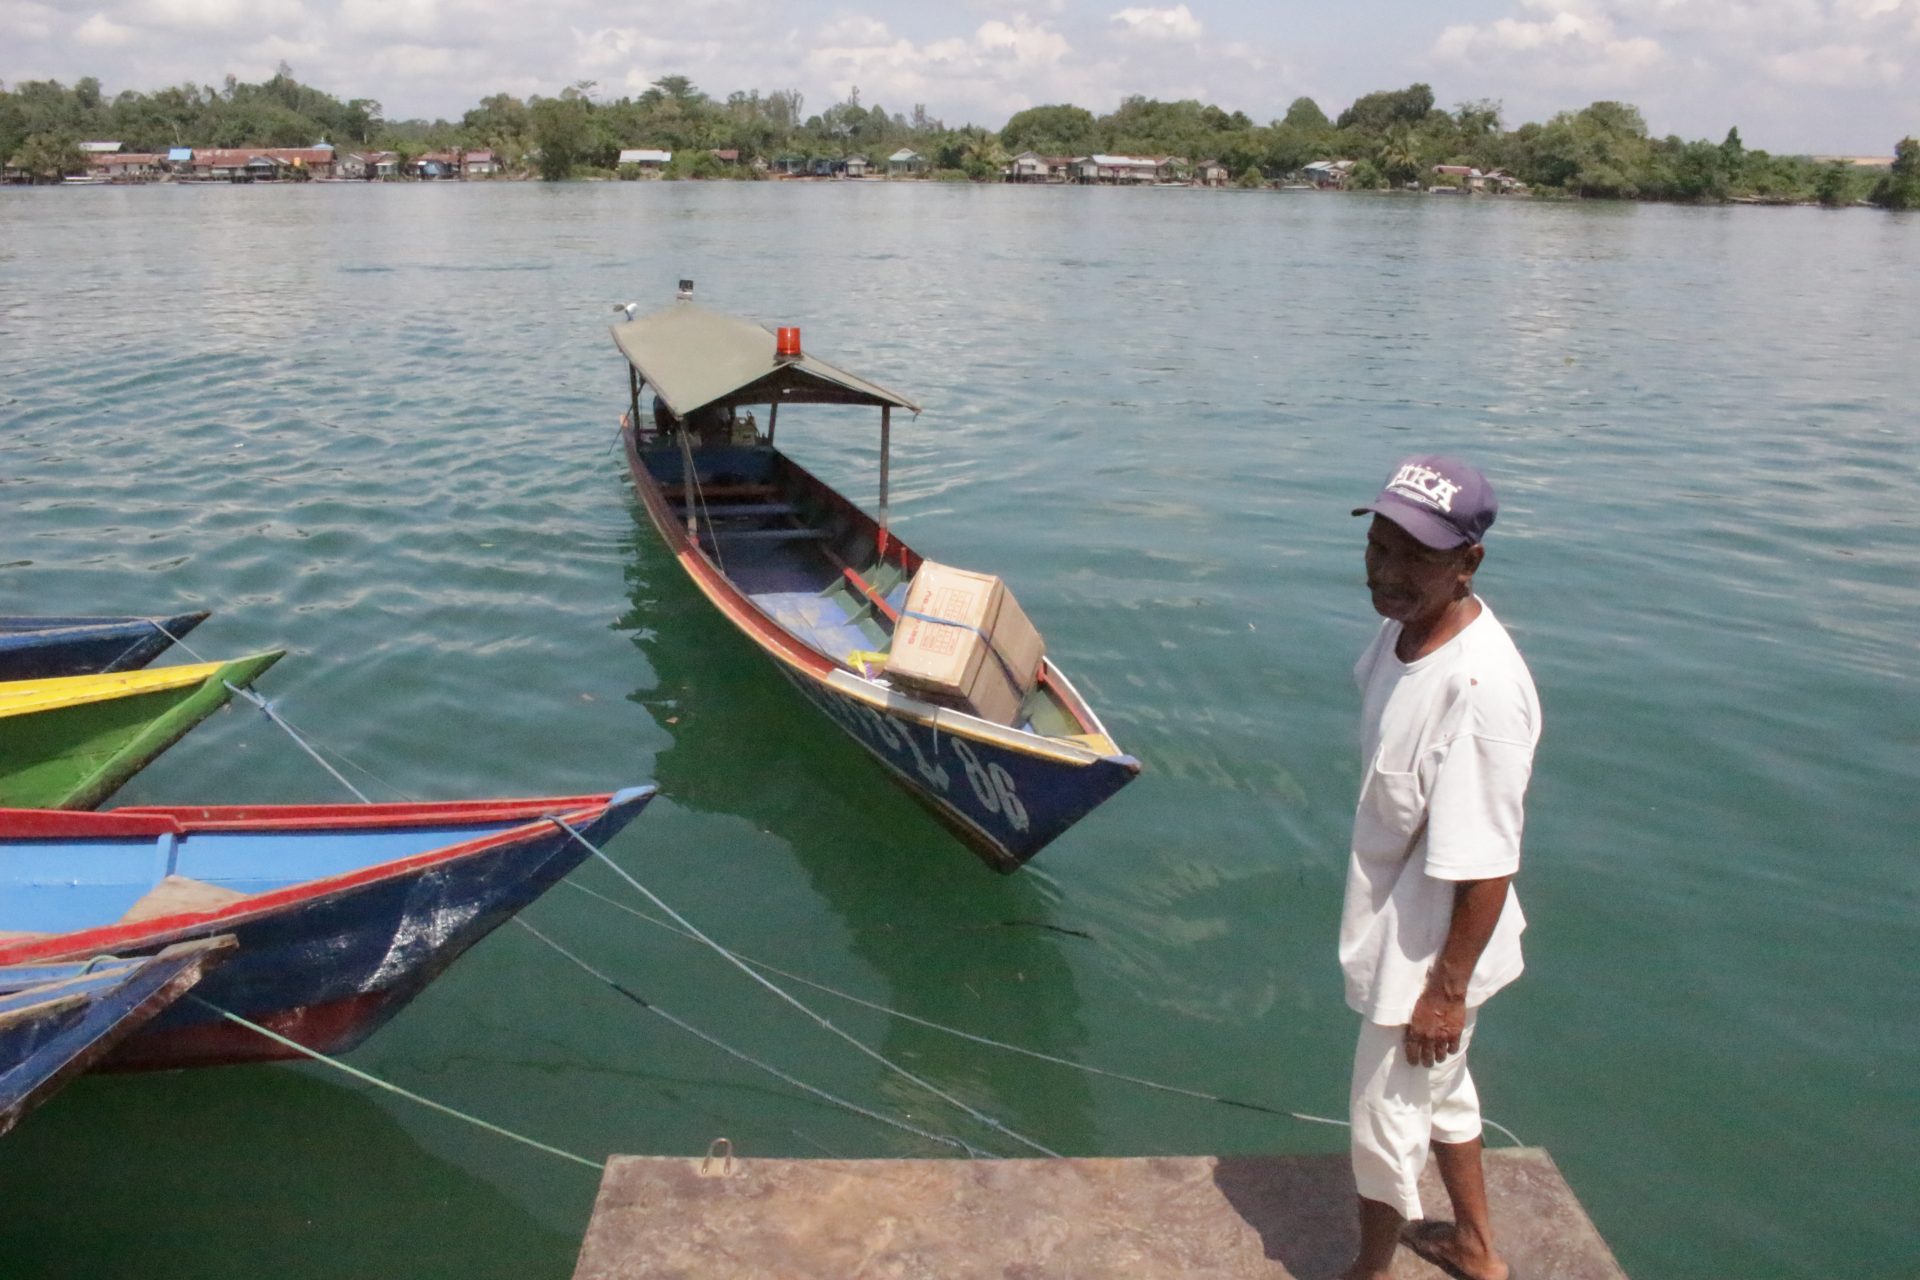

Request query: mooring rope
[
  {"left": 559, "top": 879, "right": 1527, "bottom": 1148},
  {"left": 551, "top": 818, "right": 1062, "bottom": 1159},
  {"left": 511, "top": 919, "right": 992, "bottom": 1158},
  {"left": 221, "top": 681, "right": 371, "bottom": 803},
  {"left": 149, "top": 617, "right": 416, "bottom": 803},
  {"left": 189, "top": 996, "right": 602, "bottom": 1171}
]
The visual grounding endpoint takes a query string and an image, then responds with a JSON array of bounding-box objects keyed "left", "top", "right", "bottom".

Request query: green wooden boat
[{"left": 0, "top": 652, "right": 284, "bottom": 810}]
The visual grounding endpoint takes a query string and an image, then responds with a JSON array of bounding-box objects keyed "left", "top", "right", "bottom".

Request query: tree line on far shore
[{"left": 4, "top": 68, "right": 1917, "bottom": 209}]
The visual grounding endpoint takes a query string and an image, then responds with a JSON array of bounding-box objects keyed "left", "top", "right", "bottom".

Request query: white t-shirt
[{"left": 1339, "top": 600, "right": 1541, "bottom": 1025}]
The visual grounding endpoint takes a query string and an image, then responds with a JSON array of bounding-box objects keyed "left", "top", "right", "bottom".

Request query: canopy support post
[
  {"left": 629, "top": 368, "right": 641, "bottom": 437},
  {"left": 767, "top": 401, "right": 779, "bottom": 446},
  {"left": 878, "top": 405, "right": 892, "bottom": 555},
  {"left": 677, "top": 428, "right": 699, "bottom": 540}
]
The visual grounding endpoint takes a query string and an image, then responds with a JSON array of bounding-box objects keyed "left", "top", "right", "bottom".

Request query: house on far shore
[
  {"left": 709, "top": 149, "right": 740, "bottom": 167},
  {"left": 1074, "top": 154, "right": 1168, "bottom": 184},
  {"left": 887, "top": 148, "right": 925, "bottom": 177},
  {"left": 1194, "top": 159, "right": 1230, "bottom": 186},
  {"left": 618, "top": 148, "right": 672, "bottom": 173},
  {"left": 1301, "top": 159, "right": 1355, "bottom": 188},
  {"left": 1431, "top": 164, "right": 1484, "bottom": 191},
  {"left": 464, "top": 149, "right": 498, "bottom": 176},
  {"left": 773, "top": 153, "right": 807, "bottom": 176},
  {"left": 1009, "top": 151, "right": 1074, "bottom": 183},
  {"left": 413, "top": 151, "right": 454, "bottom": 178},
  {"left": 845, "top": 155, "right": 869, "bottom": 178},
  {"left": 90, "top": 151, "right": 161, "bottom": 180}
]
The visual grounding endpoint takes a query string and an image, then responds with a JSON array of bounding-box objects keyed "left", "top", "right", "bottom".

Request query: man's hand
[
  {"left": 1403, "top": 874, "right": 1511, "bottom": 1068},
  {"left": 1405, "top": 987, "right": 1466, "bottom": 1067}
]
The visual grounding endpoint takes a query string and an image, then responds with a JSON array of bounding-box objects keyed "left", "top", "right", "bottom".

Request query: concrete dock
[{"left": 573, "top": 1147, "right": 1627, "bottom": 1278}]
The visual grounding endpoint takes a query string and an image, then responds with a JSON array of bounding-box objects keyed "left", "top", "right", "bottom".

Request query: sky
[{"left": 4, "top": 0, "right": 1916, "bottom": 154}]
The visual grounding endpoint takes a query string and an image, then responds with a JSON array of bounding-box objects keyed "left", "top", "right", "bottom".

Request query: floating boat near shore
[
  {"left": 0, "top": 653, "right": 284, "bottom": 810},
  {"left": 0, "top": 789, "right": 656, "bottom": 1070},
  {"left": 1, "top": 937, "right": 231, "bottom": 1136},
  {"left": 0, "top": 611, "right": 211, "bottom": 680},
  {"left": 611, "top": 290, "right": 1138, "bottom": 870}
]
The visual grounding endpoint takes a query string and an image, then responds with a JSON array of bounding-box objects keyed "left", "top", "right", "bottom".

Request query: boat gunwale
[{"left": 0, "top": 652, "right": 282, "bottom": 719}]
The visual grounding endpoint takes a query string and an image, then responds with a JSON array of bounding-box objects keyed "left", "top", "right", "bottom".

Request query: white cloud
[
  {"left": 0, "top": 0, "right": 58, "bottom": 42},
  {"left": 74, "top": 12, "right": 136, "bottom": 45},
  {"left": 1108, "top": 4, "right": 1201, "bottom": 44},
  {"left": 1434, "top": 6, "right": 1667, "bottom": 87},
  {"left": 1763, "top": 41, "right": 1901, "bottom": 83},
  {"left": 126, "top": 0, "right": 305, "bottom": 32},
  {"left": 975, "top": 17, "right": 1070, "bottom": 66}
]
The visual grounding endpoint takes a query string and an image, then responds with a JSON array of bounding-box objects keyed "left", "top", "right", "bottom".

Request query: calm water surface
[{"left": 1, "top": 183, "right": 1915, "bottom": 1278}]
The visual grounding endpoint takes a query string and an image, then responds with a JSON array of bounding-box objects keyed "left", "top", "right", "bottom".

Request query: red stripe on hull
[{"left": 96, "top": 990, "right": 396, "bottom": 1072}]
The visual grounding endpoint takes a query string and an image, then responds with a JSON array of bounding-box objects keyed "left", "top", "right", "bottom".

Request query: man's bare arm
[{"left": 1405, "top": 875, "right": 1512, "bottom": 1068}]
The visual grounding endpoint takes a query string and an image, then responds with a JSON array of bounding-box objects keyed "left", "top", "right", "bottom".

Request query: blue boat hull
[
  {"left": 0, "top": 939, "right": 229, "bottom": 1134},
  {"left": 782, "top": 671, "right": 1139, "bottom": 871},
  {"left": 0, "top": 611, "right": 210, "bottom": 680},
  {"left": 99, "top": 795, "right": 651, "bottom": 1071}
]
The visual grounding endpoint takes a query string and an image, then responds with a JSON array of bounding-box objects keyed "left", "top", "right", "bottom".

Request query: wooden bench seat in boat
[
  {"left": 662, "top": 483, "right": 779, "bottom": 501},
  {"left": 669, "top": 502, "right": 798, "bottom": 518},
  {"left": 697, "top": 527, "right": 831, "bottom": 544}
]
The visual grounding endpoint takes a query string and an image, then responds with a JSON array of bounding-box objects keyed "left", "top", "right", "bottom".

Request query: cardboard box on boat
[{"left": 885, "top": 562, "right": 1045, "bottom": 727}]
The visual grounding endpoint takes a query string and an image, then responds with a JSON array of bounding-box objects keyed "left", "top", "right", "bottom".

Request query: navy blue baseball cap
[{"left": 1352, "top": 455, "right": 1498, "bottom": 549}]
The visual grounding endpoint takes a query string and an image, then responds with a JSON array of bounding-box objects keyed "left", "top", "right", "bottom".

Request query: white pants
[{"left": 1348, "top": 1011, "right": 1483, "bottom": 1220}]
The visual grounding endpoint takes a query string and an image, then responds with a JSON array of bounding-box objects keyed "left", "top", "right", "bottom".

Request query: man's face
[{"left": 1363, "top": 514, "right": 1478, "bottom": 624}]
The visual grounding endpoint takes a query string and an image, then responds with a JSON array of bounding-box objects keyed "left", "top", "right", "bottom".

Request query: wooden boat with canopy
[{"left": 611, "top": 286, "right": 1139, "bottom": 870}]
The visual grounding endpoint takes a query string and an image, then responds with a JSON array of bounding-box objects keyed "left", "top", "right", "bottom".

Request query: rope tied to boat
[
  {"left": 512, "top": 918, "right": 994, "bottom": 1159},
  {"left": 558, "top": 879, "right": 1529, "bottom": 1149},
  {"left": 549, "top": 816, "right": 1062, "bottom": 1160},
  {"left": 189, "top": 996, "right": 603, "bottom": 1171}
]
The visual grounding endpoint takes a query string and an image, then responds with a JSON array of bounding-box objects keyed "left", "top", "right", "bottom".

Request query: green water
[{"left": 1, "top": 184, "right": 1915, "bottom": 1277}]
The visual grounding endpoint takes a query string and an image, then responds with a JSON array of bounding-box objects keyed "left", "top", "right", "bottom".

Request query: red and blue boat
[
  {"left": 612, "top": 289, "right": 1139, "bottom": 871},
  {"left": 1, "top": 937, "right": 231, "bottom": 1135},
  {"left": 0, "top": 788, "right": 655, "bottom": 1070},
  {"left": 0, "top": 611, "right": 211, "bottom": 680}
]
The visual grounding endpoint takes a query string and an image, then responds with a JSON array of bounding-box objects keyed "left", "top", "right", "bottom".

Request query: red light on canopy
[{"left": 776, "top": 326, "right": 802, "bottom": 359}]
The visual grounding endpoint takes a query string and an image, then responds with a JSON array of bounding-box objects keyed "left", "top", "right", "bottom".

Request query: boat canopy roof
[{"left": 611, "top": 303, "right": 920, "bottom": 420}]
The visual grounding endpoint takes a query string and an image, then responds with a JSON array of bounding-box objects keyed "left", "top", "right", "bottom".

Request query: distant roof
[
  {"left": 611, "top": 302, "right": 919, "bottom": 419},
  {"left": 1088, "top": 154, "right": 1158, "bottom": 166},
  {"left": 78, "top": 141, "right": 121, "bottom": 153},
  {"left": 619, "top": 149, "right": 672, "bottom": 164},
  {"left": 710, "top": 149, "right": 740, "bottom": 160},
  {"left": 887, "top": 149, "right": 921, "bottom": 162},
  {"left": 167, "top": 147, "right": 193, "bottom": 161},
  {"left": 465, "top": 149, "right": 496, "bottom": 162}
]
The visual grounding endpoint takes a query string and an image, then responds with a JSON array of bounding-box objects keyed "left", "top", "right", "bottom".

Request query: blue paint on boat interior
[
  {"left": 641, "top": 445, "right": 901, "bottom": 664},
  {"left": 0, "top": 821, "right": 528, "bottom": 935}
]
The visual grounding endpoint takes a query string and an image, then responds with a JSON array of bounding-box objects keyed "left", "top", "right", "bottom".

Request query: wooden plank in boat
[
  {"left": 662, "top": 483, "right": 780, "bottom": 500},
  {"left": 697, "top": 527, "right": 831, "bottom": 543}
]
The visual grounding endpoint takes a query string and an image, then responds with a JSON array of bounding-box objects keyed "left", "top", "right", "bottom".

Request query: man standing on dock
[{"left": 1338, "top": 456, "right": 1539, "bottom": 1280}]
